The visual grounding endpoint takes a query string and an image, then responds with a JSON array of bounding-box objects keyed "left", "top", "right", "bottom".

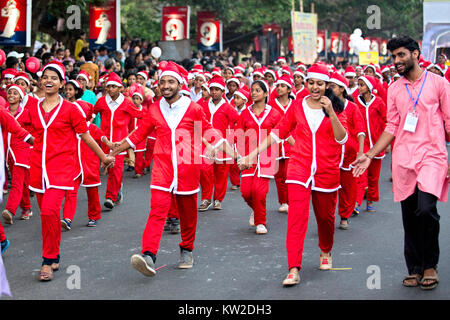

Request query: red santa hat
[
  {"left": 129, "top": 83, "right": 144, "bottom": 100},
  {"left": 209, "top": 75, "right": 226, "bottom": 91},
  {"left": 329, "top": 72, "right": 349, "bottom": 90},
  {"left": 355, "top": 65, "right": 363, "bottom": 71},
  {"left": 74, "top": 101, "right": 94, "bottom": 121},
  {"left": 137, "top": 70, "right": 149, "bottom": 81},
  {"left": 159, "top": 61, "right": 188, "bottom": 84},
  {"left": 76, "top": 70, "right": 91, "bottom": 83},
  {"left": 201, "top": 82, "right": 210, "bottom": 93},
  {"left": 363, "top": 63, "right": 377, "bottom": 74},
  {"left": 422, "top": 61, "right": 432, "bottom": 69},
  {"left": 211, "top": 67, "right": 222, "bottom": 76},
  {"left": 6, "top": 84, "right": 25, "bottom": 100},
  {"left": 277, "top": 57, "right": 287, "bottom": 64},
  {"left": 180, "top": 84, "right": 190, "bottom": 96},
  {"left": 234, "top": 87, "right": 250, "bottom": 102},
  {"left": 275, "top": 74, "right": 293, "bottom": 88},
  {"left": 252, "top": 68, "right": 265, "bottom": 78},
  {"left": 381, "top": 66, "right": 390, "bottom": 74},
  {"left": 105, "top": 72, "right": 123, "bottom": 87},
  {"left": 296, "top": 63, "right": 307, "bottom": 71},
  {"left": 430, "top": 63, "right": 447, "bottom": 76},
  {"left": 293, "top": 70, "right": 306, "bottom": 79},
  {"left": 344, "top": 66, "right": 356, "bottom": 77},
  {"left": 374, "top": 67, "right": 383, "bottom": 78},
  {"left": 2, "top": 68, "right": 18, "bottom": 80},
  {"left": 192, "top": 64, "right": 203, "bottom": 73},
  {"left": 204, "top": 72, "right": 212, "bottom": 80},
  {"left": 281, "top": 65, "right": 293, "bottom": 76},
  {"left": 306, "top": 63, "right": 330, "bottom": 82},
  {"left": 41, "top": 60, "right": 66, "bottom": 81},
  {"left": 13, "top": 72, "right": 30, "bottom": 86},
  {"left": 152, "top": 79, "right": 159, "bottom": 88},
  {"left": 99, "top": 74, "right": 109, "bottom": 84},
  {"left": 195, "top": 72, "right": 207, "bottom": 82},
  {"left": 227, "top": 77, "right": 240, "bottom": 86},
  {"left": 224, "top": 66, "right": 235, "bottom": 74},
  {"left": 358, "top": 75, "right": 378, "bottom": 92},
  {"left": 68, "top": 79, "right": 82, "bottom": 90},
  {"left": 263, "top": 68, "right": 277, "bottom": 79},
  {"left": 234, "top": 64, "right": 245, "bottom": 73}
]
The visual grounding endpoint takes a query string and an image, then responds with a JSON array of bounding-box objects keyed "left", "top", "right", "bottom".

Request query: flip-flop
[
  {"left": 402, "top": 274, "right": 422, "bottom": 287},
  {"left": 420, "top": 276, "right": 439, "bottom": 290},
  {"left": 51, "top": 263, "right": 60, "bottom": 271},
  {"left": 39, "top": 270, "right": 53, "bottom": 281}
]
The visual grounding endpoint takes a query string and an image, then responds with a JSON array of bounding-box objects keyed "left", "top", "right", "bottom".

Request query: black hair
[
  {"left": 65, "top": 81, "right": 84, "bottom": 100},
  {"left": 5, "top": 56, "right": 18, "bottom": 68},
  {"left": 323, "top": 88, "right": 345, "bottom": 117},
  {"left": 387, "top": 36, "right": 421, "bottom": 56},
  {"left": 42, "top": 52, "right": 53, "bottom": 63},
  {"left": 343, "top": 90, "right": 354, "bottom": 102},
  {"left": 251, "top": 80, "right": 269, "bottom": 103},
  {"left": 84, "top": 50, "right": 94, "bottom": 62}
]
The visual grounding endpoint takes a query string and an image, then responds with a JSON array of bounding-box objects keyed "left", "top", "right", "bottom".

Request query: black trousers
[{"left": 400, "top": 187, "right": 440, "bottom": 276}]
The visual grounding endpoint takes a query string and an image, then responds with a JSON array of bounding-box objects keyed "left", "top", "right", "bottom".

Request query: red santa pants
[
  {"left": 105, "top": 154, "right": 125, "bottom": 201},
  {"left": 356, "top": 158, "right": 382, "bottom": 205},
  {"left": 134, "top": 151, "right": 145, "bottom": 175},
  {"left": 63, "top": 176, "right": 81, "bottom": 222},
  {"left": 240, "top": 175, "right": 269, "bottom": 226},
  {"left": 5, "top": 162, "right": 31, "bottom": 215},
  {"left": 141, "top": 189, "right": 197, "bottom": 255},
  {"left": 338, "top": 169, "right": 357, "bottom": 219},
  {"left": 229, "top": 162, "right": 241, "bottom": 186},
  {"left": 200, "top": 160, "right": 230, "bottom": 202},
  {"left": 86, "top": 186, "right": 101, "bottom": 221},
  {"left": 0, "top": 221, "right": 6, "bottom": 242},
  {"left": 286, "top": 184, "right": 337, "bottom": 270},
  {"left": 144, "top": 138, "right": 155, "bottom": 168},
  {"left": 274, "top": 158, "right": 289, "bottom": 205},
  {"left": 36, "top": 188, "right": 67, "bottom": 261},
  {"left": 168, "top": 195, "right": 180, "bottom": 219}
]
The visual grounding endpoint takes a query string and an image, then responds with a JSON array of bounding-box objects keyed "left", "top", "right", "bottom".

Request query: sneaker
[
  {"left": 2, "top": 209, "right": 13, "bottom": 225},
  {"left": 278, "top": 203, "right": 289, "bottom": 213},
  {"left": 198, "top": 199, "right": 212, "bottom": 212},
  {"left": 231, "top": 185, "right": 239, "bottom": 190},
  {"left": 282, "top": 269, "right": 300, "bottom": 286},
  {"left": 2, "top": 189, "right": 7, "bottom": 195},
  {"left": 338, "top": 219, "right": 349, "bottom": 230},
  {"left": 319, "top": 253, "right": 332, "bottom": 270},
  {"left": 20, "top": 210, "right": 32, "bottom": 220},
  {"left": 131, "top": 253, "right": 156, "bottom": 277},
  {"left": 178, "top": 248, "right": 194, "bottom": 269},
  {"left": 1, "top": 239, "right": 10, "bottom": 254},
  {"left": 115, "top": 187, "right": 124, "bottom": 205},
  {"left": 163, "top": 219, "right": 171, "bottom": 231},
  {"left": 104, "top": 198, "right": 114, "bottom": 209},
  {"left": 61, "top": 219, "right": 71, "bottom": 231},
  {"left": 352, "top": 207, "right": 360, "bottom": 217},
  {"left": 256, "top": 224, "right": 267, "bottom": 235},
  {"left": 213, "top": 200, "right": 222, "bottom": 210},
  {"left": 170, "top": 218, "right": 180, "bottom": 234},
  {"left": 249, "top": 212, "right": 255, "bottom": 227},
  {"left": 87, "top": 220, "right": 97, "bottom": 227},
  {"left": 133, "top": 174, "right": 142, "bottom": 179},
  {"left": 126, "top": 166, "right": 134, "bottom": 172}
]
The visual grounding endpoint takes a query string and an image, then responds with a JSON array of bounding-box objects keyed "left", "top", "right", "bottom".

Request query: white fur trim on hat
[
  {"left": 358, "top": 76, "right": 373, "bottom": 92},
  {"left": 105, "top": 80, "right": 123, "bottom": 87},
  {"left": 234, "top": 91, "right": 248, "bottom": 101},
  {"left": 329, "top": 78, "right": 348, "bottom": 90},
  {"left": 14, "top": 76, "right": 30, "bottom": 86},
  {"left": 275, "top": 79, "right": 292, "bottom": 88},
  {"left": 306, "top": 72, "right": 330, "bottom": 82},
  {"left": 160, "top": 70, "right": 183, "bottom": 83},
  {"left": 43, "top": 63, "right": 65, "bottom": 80},
  {"left": 7, "top": 85, "right": 24, "bottom": 99},
  {"left": 209, "top": 83, "right": 225, "bottom": 91}
]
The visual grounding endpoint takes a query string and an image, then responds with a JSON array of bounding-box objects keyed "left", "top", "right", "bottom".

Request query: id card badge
[{"left": 403, "top": 111, "right": 418, "bottom": 133}]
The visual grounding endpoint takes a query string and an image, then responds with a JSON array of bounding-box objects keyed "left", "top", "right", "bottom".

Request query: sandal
[
  {"left": 39, "top": 266, "right": 53, "bottom": 281},
  {"left": 51, "top": 263, "right": 60, "bottom": 271},
  {"left": 402, "top": 274, "right": 422, "bottom": 287},
  {"left": 420, "top": 269, "right": 439, "bottom": 290}
]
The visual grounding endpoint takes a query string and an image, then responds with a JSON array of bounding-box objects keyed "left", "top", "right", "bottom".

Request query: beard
[{"left": 396, "top": 57, "right": 414, "bottom": 76}]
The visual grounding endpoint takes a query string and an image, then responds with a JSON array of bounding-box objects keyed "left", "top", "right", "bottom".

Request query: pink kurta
[{"left": 385, "top": 71, "right": 450, "bottom": 202}]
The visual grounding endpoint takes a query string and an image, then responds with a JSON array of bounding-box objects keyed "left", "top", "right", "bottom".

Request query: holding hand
[
  {"left": 351, "top": 154, "right": 371, "bottom": 177},
  {"left": 101, "top": 154, "right": 115, "bottom": 170}
]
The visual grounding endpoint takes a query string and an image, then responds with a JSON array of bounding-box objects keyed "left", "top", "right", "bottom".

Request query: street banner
[
  {"left": 197, "top": 11, "right": 222, "bottom": 52},
  {"left": 162, "top": 6, "right": 190, "bottom": 41},
  {"left": 330, "top": 32, "right": 340, "bottom": 55},
  {"left": 89, "top": 0, "right": 120, "bottom": 51},
  {"left": 359, "top": 51, "right": 380, "bottom": 65},
  {"left": 316, "top": 29, "right": 326, "bottom": 56},
  {"left": 0, "top": 0, "right": 31, "bottom": 47},
  {"left": 291, "top": 11, "right": 318, "bottom": 64}
]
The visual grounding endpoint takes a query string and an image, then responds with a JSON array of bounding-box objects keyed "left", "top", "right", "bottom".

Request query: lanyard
[{"left": 405, "top": 71, "right": 427, "bottom": 113}]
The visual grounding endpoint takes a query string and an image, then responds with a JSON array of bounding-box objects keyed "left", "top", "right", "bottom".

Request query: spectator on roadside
[
  {"left": 104, "top": 58, "right": 116, "bottom": 74},
  {"left": 80, "top": 50, "right": 99, "bottom": 90},
  {"left": 96, "top": 46, "right": 109, "bottom": 65},
  {"left": 63, "top": 48, "right": 75, "bottom": 64},
  {"left": 75, "top": 31, "right": 89, "bottom": 61},
  {"left": 42, "top": 52, "right": 54, "bottom": 66},
  {"left": 55, "top": 48, "right": 65, "bottom": 63}
]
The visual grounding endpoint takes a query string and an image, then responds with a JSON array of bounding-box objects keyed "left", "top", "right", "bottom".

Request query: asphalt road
[{"left": 1, "top": 153, "right": 449, "bottom": 301}]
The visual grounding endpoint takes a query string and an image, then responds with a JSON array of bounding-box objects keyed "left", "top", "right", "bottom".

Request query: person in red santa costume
[
  {"left": 239, "top": 63, "right": 348, "bottom": 286},
  {"left": 198, "top": 75, "right": 239, "bottom": 212},
  {"left": 93, "top": 72, "right": 143, "bottom": 210},
  {"left": 269, "top": 74, "right": 296, "bottom": 214},
  {"left": 354, "top": 75, "right": 387, "bottom": 213},
  {"left": 293, "top": 70, "right": 308, "bottom": 100},
  {"left": 26, "top": 61, "right": 114, "bottom": 281},
  {"left": 327, "top": 72, "right": 366, "bottom": 229},
  {"left": 2, "top": 84, "right": 33, "bottom": 224},
  {"left": 109, "top": 61, "right": 237, "bottom": 276},
  {"left": 235, "top": 80, "right": 281, "bottom": 234}
]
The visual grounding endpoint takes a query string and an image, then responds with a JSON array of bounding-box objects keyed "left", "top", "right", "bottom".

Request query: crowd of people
[{"left": 0, "top": 34, "right": 449, "bottom": 291}]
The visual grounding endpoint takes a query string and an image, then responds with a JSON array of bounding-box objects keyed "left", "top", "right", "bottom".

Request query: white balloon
[
  {"left": 151, "top": 47, "right": 162, "bottom": 59},
  {"left": 353, "top": 28, "right": 362, "bottom": 37},
  {"left": 350, "top": 33, "right": 358, "bottom": 42}
]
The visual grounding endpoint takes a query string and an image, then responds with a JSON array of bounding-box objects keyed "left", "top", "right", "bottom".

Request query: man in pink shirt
[{"left": 353, "top": 36, "right": 450, "bottom": 291}]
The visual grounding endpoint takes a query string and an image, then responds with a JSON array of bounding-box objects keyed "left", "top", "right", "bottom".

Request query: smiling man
[{"left": 352, "top": 36, "right": 450, "bottom": 291}]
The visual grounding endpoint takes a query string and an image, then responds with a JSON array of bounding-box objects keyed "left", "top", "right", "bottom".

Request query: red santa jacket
[
  {"left": 0, "top": 107, "right": 31, "bottom": 165},
  {"left": 28, "top": 96, "right": 88, "bottom": 193},
  {"left": 201, "top": 98, "right": 239, "bottom": 161},
  {"left": 269, "top": 97, "right": 295, "bottom": 160},
  {"left": 4, "top": 104, "right": 32, "bottom": 168},
  {"left": 271, "top": 97, "right": 348, "bottom": 192},
  {"left": 127, "top": 96, "right": 224, "bottom": 195},
  {"left": 341, "top": 100, "right": 366, "bottom": 170},
  {"left": 235, "top": 104, "right": 281, "bottom": 178},
  {"left": 93, "top": 93, "right": 143, "bottom": 154},
  {"left": 356, "top": 94, "right": 387, "bottom": 159},
  {"left": 79, "top": 122, "right": 103, "bottom": 187},
  {"left": 295, "top": 86, "right": 309, "bottom": 100},
  {"left": 128, "top": 104, "right": 147, "bottom": 152}
]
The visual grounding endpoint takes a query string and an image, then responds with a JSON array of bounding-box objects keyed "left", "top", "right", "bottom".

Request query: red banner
[
  {"left": 197, "top": 11, "right": 221, "bottom": 51},
  {"left": 380, "top": 39, "right": 388, "bottom": 56},
  {"left": 162, "top": 6, "right": 190, "bottom": 41},
  {"left": 0, "top": 0, "right": 31, "bottom": 46},
  {"left": 330, "top": 32, "right": 340, "bottom": 54},
  {"left": 369, "top": 37, "right": 382, "bottom": 53},
  {"left": 317, "top": 29, "right": 326, "bottom": 54},
  {"left": 89, "top": 0, "right": 120, "bottom": 51}
]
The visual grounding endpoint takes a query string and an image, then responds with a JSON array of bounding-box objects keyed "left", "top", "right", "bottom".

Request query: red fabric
[
  {"left": 199, "top": 160, "right": 230, "bottom": 202},
  {"left": 274, "top": 158, "right": 288, "bottom": 205},
  {"left": 295, "top": 86, "right": 309, "bottom": 100},
  {"left": 338, "top": 169, "right": 357, "bottom": 219},
  {"left": 105, "top": 154, "right": 124, "bottom": 201},
  {"left": 128, "top": 105, "right": 147, "bottom": 152},
  {"left": 80, "top": 123, "right": 102, "bottom": 187},
  {"left": 286, "top": 184, "right": 337, "bottom": 270},
  {"left": 269, "top": 98, "right": 294, "bottom": 159},
  {"left": 240, "top": 175, "right": 269, "bottom": 226},
  {"left": 36, "top": 188, "right": 67, "bottom": 260},
  {"left": 341, "top": 100, "right": 365, "bottom": 169},
  {"left": 168, "top": 195, "right": 180, "bottom": 219},
  {"left": 5, "top": 159, "right": 31, "bottom": 215},
  {"left": 135, "top": 150, "right": 145, "bottom": 175},
  {"left": 356, "top": 158, "right": 382, "bottom": 205},
  {"left": 229, "top": 162, "right": 240, "bottom": 186},
  {"left": 0, "top": 107, "right": 30, "bottom": 143},
  {"left": 4, "top": 105, "right": 32, "bottom": 167},
  {"left": 0, "top": 221, "right": 5, "bottom": 242},
  {"left": 86, "top": 186, "right": 102, "bottom": 221},
  {"left": 28, "top": 98, "right": 88, "bottom": 192},
  {"left": 144, "top": 137, "right": 155, "bottom": 168},
  {"left": 62, "top": 176, "right": 82, "bottom": 222},
  {"left": 141, "top": 189, "right": 197, "bottom": 254}
]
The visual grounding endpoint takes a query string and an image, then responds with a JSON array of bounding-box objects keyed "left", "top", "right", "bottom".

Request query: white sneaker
[
  {"left": 249, "top": 212, "right": 255, "bottom": 227},
  {"left": 278, "top": 203, "right": 289, "bottom": 213},
  {"left": 256, "top": 224, "right": 267, "bottom": 234}
]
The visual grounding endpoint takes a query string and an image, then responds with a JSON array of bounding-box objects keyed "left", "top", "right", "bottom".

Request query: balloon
[
  {"left": 0, "top": 49, "right": 5, "bottom": 66},
  {"left": 25, "top": 57, "right": 41, "bottom": 73},
  {"left": 151, "top": 47, "right": 162, "bottom": 59},
  {"left": 353, "top": 28, "right": 362, "bottom": 37}
]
